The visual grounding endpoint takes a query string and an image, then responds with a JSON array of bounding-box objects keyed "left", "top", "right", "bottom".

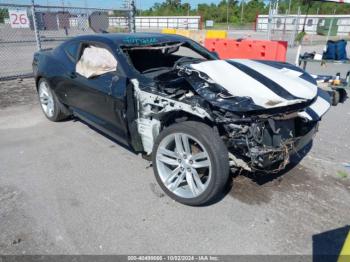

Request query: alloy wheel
[
  {"left": 156, "top": 133, "right": 212, "bottom": 198},
  {"left": 38, "top": 81, "right": 54, "bottom": 118}
]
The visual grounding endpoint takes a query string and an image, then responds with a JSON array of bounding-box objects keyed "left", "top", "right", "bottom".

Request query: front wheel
[
  {"left": 152, "top": 121, "right": 230, "bottom": 206},
  {"left": 38, "top": 78, "right": 70, "bottom": 122}
]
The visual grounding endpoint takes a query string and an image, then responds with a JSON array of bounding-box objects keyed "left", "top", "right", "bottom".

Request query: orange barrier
[{"left": 205, "top": 39, "right": 287, "bottom": 62}]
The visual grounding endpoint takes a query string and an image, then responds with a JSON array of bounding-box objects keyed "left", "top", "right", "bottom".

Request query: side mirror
[{"left": 210, "top": 51, "right": 220, "bottom": 59}]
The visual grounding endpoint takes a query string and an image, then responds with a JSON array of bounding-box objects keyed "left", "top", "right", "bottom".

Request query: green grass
[
  {"left": 205, "top": 22, "right": 254, "bottom": 30},
  {"left": 337, "top": 171, "right": 348, "bottom": 179}
]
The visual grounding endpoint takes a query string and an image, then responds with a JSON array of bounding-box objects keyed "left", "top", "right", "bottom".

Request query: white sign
[
  {"left": 9, "top": 9, "right": 30, "bottom": 28},
  {"left": 206, "top": 20, "right": 214, "bottom": 27}
]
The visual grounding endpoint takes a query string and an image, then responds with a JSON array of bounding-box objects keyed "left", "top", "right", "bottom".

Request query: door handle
[{"left": 69, "top": 72, "right": 77, "bottom": 79}]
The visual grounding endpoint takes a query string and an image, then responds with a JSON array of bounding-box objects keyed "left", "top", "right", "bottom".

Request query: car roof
[{"left": 70, "top": 32, "right": 188, "bottom": 47}]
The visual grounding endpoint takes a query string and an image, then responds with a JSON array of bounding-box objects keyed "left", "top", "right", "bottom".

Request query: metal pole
[
  {"left": 267, "top": 0, "right": 272, "bottom": 40},
  {"left": 129, "top": 0, "right": 136, "bottom": 33},
  {"left": 283, "top": 9, "right": 288, "bottom": 38},
  {"left": 240, "top": 0, "right": 244, "bottom": 24},
  {"left": 31, "top": 0, "right": 41, "bottom": 50},
  {"left": 226, "top": 0, "right": 229, "bottom": 30},
  {"left": 294, "top": 6, "right": 302, "bottom": 65},
  {"left": 288, "top": 0, "right": 292, "bottom": 15},
  {"left": 310, "top": 7, "right": 319, "bottom": 45},
  {"left": 326, "top": 8, "right": 336, "bottom": 43}
]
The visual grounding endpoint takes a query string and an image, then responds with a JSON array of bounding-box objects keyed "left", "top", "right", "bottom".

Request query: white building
[
  {"left": 257, "top": 14, "right": 350, "bottom": 36},
  {"left": 68, "top": 16, "right": 202, "bottom": 30}
]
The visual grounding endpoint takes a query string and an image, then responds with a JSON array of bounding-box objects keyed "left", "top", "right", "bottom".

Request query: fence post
[
  {"left": 294, "top": 7, "right": 302, "bottom": 65},
  {"left": 267, "top": 0, "right": 272, "bottom": 40},
  {"left": 326, "top": 8, "right": 337, "bottom": 44},
  {"left": 128, "top": 0, "right": 136, "bottom": 33},
  {"left": 31, "top": 0, "right": 41, "bottom": 50}
]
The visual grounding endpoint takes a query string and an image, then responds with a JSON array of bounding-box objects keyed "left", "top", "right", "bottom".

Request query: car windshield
[{"left": 121, "top": 41, "right": 215, "bottom": 77}]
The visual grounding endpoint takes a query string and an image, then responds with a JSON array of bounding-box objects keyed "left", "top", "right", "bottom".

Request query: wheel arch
[
  {"left": 35, "top": 75, "right": 43, "bottom": 91},
  {"left": 158, "top": 111, "right": 214, "bottom": 130}
]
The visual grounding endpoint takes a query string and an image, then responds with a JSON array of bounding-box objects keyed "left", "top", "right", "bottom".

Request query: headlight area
[{"left": 216, "top": 113, "right": 319, "bottom": 173}]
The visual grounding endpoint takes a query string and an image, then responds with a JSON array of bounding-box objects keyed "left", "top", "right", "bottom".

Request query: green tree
[
  {"left": 241, "top": 0, "right": 266, "bottom": 24},
  {"left": 278, "top": 0, "right": 350, "bottom": 14},
  {"left": 0, "top": 8, "right": 9, "bottom": 23},
  {"left": 140, "top": 0, "right": 350, "bottom": 25}
]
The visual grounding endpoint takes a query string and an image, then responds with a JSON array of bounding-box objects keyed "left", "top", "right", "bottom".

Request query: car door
[
  {"left": 54, "top": 40, "right": 81, "bottom": 104},
  {"left": 65, "top": 42, "right": 129, "bottom": 144}
]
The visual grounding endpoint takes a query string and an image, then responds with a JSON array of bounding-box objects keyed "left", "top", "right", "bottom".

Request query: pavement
[{"left": 0, "top": 47, "right": 350, "bottom": 255}]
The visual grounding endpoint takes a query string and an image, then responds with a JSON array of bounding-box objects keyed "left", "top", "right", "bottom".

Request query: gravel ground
[{"left": 0, "top": 47, "right": 349, "bottom": 256}]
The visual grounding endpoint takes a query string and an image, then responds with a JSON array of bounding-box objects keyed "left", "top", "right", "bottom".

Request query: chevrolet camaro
[{"left": 33, "top": 33, "right": 331, "bottom": 205}]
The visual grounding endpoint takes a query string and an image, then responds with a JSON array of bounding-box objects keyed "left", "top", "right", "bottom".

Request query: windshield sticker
[{"left": 122, "top": 37, "right": 158, "bottom": 46}]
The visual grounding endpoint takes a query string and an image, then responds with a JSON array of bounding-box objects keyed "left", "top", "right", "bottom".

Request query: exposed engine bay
[{"left": 122, "top": 41, "right": 330, "bottom": 173}]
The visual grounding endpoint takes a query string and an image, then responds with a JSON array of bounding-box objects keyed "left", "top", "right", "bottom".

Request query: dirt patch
[
  {"left": 229, "top": 163, "right": 348, "bottom": 205},
  {"left": 0, "top": 78, "right": 37, "bottom": 109}
]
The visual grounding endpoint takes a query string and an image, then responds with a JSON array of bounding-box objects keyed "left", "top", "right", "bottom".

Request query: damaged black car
[{"left": 33, "top": 33, "right": 331, "bottom": 205}]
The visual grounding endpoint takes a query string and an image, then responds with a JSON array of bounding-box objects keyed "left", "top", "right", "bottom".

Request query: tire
[
  {"left": 338, "top": 88, "right": 347, "bottom": 104},
  {"left": 152, "top": 121, "right": 230, "bottom": 206},
  {"left": 332, "top": 90, "right": 340, "bottom": 106},
  {"left": 37, "top": 78, "right": 70, "bottom": 122}
]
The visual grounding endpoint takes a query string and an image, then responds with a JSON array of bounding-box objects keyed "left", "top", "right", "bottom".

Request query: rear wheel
[
  {"left": 152, "top": 121, "right": 230, "bottom": 206},
  {"left": 38, "top": 79, "right": 70, "bottom": 122}
]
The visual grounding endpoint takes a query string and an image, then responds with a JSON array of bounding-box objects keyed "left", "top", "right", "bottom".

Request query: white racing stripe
[
  {"left": 298, "top": 96, "right": 331, "bottom": 120},
  {"left": 191, "top": 60, "right": 306, "bottom": 108},
  {"left": 232, "top": 59, "right": 317, "bottom": 100},
  {"left": 309, "top": 96, "right": 331, "bottom": 117},
  {"left": 298, "top": 111, "right": 313, "bottom": 121}
]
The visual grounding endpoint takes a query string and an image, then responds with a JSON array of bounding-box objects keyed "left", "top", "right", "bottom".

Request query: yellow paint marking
[{"left": 338, "top": 230, "right": 350, "bottom": 262}]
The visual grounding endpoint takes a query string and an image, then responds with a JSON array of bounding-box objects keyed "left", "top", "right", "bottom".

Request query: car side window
[
  {"left": 64, "top": 41, "right": 80, "bottom": 61},
  {"left": 76, "top": 44, "right": 118, "bottom": 79}
]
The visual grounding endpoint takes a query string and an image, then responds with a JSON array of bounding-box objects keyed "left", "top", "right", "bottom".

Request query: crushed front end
[
  {"left": 214, "top": 111, "right": 319, "bottom": 173},
  {"left": 125, "top": 43, "right": 331, "bottom": 173}
]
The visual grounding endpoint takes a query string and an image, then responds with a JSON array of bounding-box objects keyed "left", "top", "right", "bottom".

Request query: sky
[{"left": 0, "top": 0, "right": 217, "bottom": 10}]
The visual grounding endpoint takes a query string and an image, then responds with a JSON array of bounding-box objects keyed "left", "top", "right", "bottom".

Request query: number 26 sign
[{"left": 9, "top": 9, "right": 30, "bottom": 28}]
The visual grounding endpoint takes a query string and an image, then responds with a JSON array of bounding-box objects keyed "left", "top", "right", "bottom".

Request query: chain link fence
[
  {"left": 257, "top": 12, "right": 350, "bottom": 47},
  {"left": 0, "top": 3, "right": 131, "bottom": 80}
]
